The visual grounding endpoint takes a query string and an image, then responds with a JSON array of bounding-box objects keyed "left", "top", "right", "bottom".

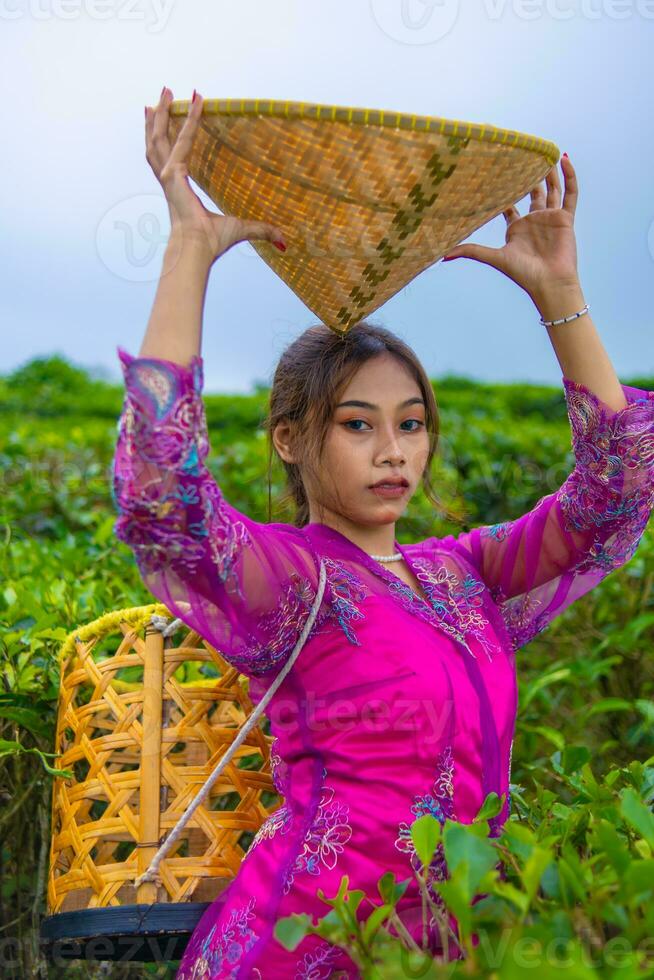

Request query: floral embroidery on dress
[
  {"left": 410, "top": 558, "right": 496, "bottom": 662},
  {"left": 114, "top": 351, "right": 391, "bottom": 678},
  {"left": 561, "top": 486, "right": 646, "bottom": 574},
  {"left": 130, "top": 359, "right": 179, "bottom": 418},
  {"left": 238, "top": 571, "right": 324, "bottom": 676},
  {"left": 236, "top": 558, "right": 368, "bottom": 676},
  {"left": 316, "top": 557, "right": 368, "bottom": 645},
  {"left": 283, "top": 767, "right": 353, "bottom": 896},
  {"left": 443, "top": 380, "right": 654, "bottom": 652},
  {"left": 130, "top": 354, "right": 203, "bottom": 418},
  {"left": 385, "top": 566, "right": 484, "bottom": 660},
  {"left": 248, "top": 801, "right": 293, "bottom": 853},
  {"left": 202, "top": 483, "right": 252, "bottom": 590},
  {"left": 499, "top": 592, "right": 545, "bottom": 649},
  {"left": 248, "top": 739, "right": 294, "bottom": 853},
  {"left": 559, "top": 380, "right": 654, "bottom": 550},
  {"left": 179, "top": 896, "right": 261, "bottom": 979},
  {"left": 294, "top": 941, "right": 344, "bottom": 978},
  {"left": 270, "top": 738, "right": 290, "bottom": 797},
  {"left": 573, "top": 535, "right": 633, "bottom": 574},
  {"left": 113, "top": 359, "right": 217, "bottom": 580},
  {"left": 480, "top": 522, "right": 511, "bottom": 542},
  {"left": 394, "top": 745, "right": 456, "bottom": 911}
]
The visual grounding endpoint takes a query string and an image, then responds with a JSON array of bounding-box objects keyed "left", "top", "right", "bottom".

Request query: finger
[
  {"left": 528, "top": 181, "right": 547, "bottom": 212},
  {"left": 167, "top": 91, "right": 204, "bottom": 170},
  {"left": 234, "top": 220, "right": 286, "bottom": 246},
  {"left": 151, "top": 86, "right": 173, "bottom": 167},
  {"left": 144, "top": 104, "right": 155, "bottom": 155},
  {"left": 545, "top": 163, "right": 561, "bottom": 210},
  {"left": 503, "top": 205, "right": 520, "bottom": 224},
  {"left": 561, "top": 155, "right": 578, "bottom": 218},
  {"left": 442, "top": 243, "right": 504, "bottom": 269}
]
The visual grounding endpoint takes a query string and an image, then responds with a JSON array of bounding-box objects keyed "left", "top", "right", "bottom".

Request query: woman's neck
[{"left": 307, "top": 511, "right": 397, "bottom": 557}]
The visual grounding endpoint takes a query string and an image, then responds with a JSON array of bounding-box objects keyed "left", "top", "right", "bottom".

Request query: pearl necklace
[{"left": 370, "top": 551, "right": 403, "bottom": 562}]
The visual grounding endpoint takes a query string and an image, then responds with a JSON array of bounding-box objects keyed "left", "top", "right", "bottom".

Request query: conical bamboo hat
[{"left": 166, "top": 98, "right": 559, "bottom": 335}]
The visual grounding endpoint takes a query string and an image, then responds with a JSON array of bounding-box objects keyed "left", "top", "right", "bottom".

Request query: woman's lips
[{"left": 369, "top": 484, "right": 408, "bottom": 498}]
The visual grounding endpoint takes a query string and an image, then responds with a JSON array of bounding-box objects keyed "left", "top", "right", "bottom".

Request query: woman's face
[{"left": 303, "top": 352, "right": 431, "bottom": 528}]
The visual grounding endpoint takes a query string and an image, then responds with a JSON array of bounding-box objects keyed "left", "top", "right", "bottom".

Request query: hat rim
[{"left": 165, "top": 96, "right": 559, "bottom": 165}]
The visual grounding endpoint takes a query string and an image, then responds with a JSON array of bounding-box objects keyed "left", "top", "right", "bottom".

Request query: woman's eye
[{"left": 343, "top": 419, "right": 424, "bottom": 432}]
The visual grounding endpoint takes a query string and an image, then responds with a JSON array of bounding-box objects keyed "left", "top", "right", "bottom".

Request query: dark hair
[{"left": 262, "top": 319, "right": 453, "bottom": 528}]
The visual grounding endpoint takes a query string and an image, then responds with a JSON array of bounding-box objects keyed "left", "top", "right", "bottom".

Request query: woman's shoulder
[
  {"left": 402, "top": 531, "right": 482, "bottom": 580},
  {"left": 221, "top": 506, "right": 314, "bottom": 547},
  {"left": 401, "top": 532, "right": 461, "bottom": 558}
]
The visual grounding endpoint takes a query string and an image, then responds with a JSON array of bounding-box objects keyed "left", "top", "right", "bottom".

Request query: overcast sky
[{"left": 3, "top": 0, "right": 653, "bottom": 392}]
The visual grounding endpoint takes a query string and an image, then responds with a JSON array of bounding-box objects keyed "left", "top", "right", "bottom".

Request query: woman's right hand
[{"left": 145, "top": 87, "right": 287, "bottom": 263}]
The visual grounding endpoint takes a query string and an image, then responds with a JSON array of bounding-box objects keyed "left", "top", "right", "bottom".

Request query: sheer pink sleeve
[
  {"left": 111, "top": 347, "right": 322, "bottom": 678},
  {"left": 440, "top": 377, "right": 654, "bottom": 650}
]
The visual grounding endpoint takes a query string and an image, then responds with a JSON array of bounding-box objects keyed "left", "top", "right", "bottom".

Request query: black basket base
[{"left": 40, "top": 902, "right": 211, "bottom": 962}]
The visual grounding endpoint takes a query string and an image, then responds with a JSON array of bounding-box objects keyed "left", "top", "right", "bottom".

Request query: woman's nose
[{"left": 376, "top": 431, "right": 405, "bottom": 463}]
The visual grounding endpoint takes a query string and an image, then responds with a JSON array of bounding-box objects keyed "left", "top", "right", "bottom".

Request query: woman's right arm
[
  {"left": 111, "top": 347, "right": 323, "bottom": 680},
  {"left": 137, "top": 229, "right": 213, "bottom": 364},
  {"left": 111, "top": 88, "right": 322, "bottom": 681},
  {"left": 136, "top": 86, "right": 286, "bottom": 364}
]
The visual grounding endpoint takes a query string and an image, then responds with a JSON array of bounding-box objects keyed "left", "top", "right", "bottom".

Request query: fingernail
[
  {"left": 144, "top": 106, "right": 148, "bottom": 118},
  {"left": 563, "top": 152, "right": 569, "bottom": 158},
  {"left": 160, "top": 85, "right": 166, "bottom": 99},
  {"left": 273, "top": 240, "right": 286, "bottom": 252},
  {"left": 442, "top": 254, "right": 456, "bottom": 261},
  {"left": 192, "top": 89, "right": 197, "bottom": 103}
]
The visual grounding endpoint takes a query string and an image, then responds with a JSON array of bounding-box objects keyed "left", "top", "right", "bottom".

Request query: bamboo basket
[
  {"left": 40, "top": 605, "right": 280, "bottom": 962},
  {"left": 163, "top": 97, "right": 560, "bottom": 333}
]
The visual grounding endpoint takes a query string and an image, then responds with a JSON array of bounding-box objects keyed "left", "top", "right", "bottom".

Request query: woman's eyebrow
[{"left": 336, "top": 397, "right": 425, "bottom": 410}]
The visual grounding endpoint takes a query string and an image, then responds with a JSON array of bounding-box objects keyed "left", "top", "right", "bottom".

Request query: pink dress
[{"left": 111, "top": 347, "right": 654, "bottom": 979}]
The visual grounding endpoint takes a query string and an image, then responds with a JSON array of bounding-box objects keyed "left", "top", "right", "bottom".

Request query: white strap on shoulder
[{"left": 135, "top": 556, "right": 327, "bottom": 887}]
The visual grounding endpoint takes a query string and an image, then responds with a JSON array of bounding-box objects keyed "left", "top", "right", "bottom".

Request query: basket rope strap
[
  {"left": 134, "top": 557, "right": 328, "bottom": 888},
  {"left": 149, "top": 614, "right": 185, "bottom": 637}
]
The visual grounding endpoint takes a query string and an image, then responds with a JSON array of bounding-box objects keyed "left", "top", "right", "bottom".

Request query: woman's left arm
[
  {"left": 442, "top": 375, "right": 654, "bottom": 650},
  {"left": 443, "top": 154, "right": 626, "bottom": 410},
  {"left": 440, "top": 155, "right": 654, "bottom": 649}
]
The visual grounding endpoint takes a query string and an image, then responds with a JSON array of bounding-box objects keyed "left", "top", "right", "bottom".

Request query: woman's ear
[{"left": 272, "top": 419, "right": 296, "bottom": 464}]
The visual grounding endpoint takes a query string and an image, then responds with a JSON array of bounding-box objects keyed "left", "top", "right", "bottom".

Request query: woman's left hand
[{"left": 442, "top": 155, "right": 580, "bottom": 300}]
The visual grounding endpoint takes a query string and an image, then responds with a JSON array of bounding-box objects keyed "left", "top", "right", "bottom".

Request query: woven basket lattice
[
  {"left": 165, "top": 97, "right": 559, "bottom": 333},
  {"left": 47, "top": 606, "right": 279, "bottom": 913}
]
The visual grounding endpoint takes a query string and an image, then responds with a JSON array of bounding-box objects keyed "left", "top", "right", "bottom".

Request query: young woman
[{"left": 112, "top": 87, "right": 654, "bottom": 978}]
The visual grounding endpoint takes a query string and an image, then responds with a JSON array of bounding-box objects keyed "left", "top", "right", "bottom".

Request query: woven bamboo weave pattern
[
  {"left": 47, "top": 607, "right": 279, "bottom": 914},
  {"left": 165, "top": 98, "right": 559, "bottom": 333}
]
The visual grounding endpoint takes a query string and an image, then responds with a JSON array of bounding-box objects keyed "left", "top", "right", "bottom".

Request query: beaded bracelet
[{"left": 540, "top": 303, "right": 590, "bottom": 327}]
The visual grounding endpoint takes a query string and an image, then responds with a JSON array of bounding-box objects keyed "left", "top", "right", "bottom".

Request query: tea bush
[{"left": 1, "top": 357, "right": 652, "bottom": 978}]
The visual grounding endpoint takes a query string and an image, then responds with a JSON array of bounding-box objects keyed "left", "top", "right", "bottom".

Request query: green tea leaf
[
  {"left": 409, "top": 813, "right": 441, "bottom": 869},
  {"left": 442, "top": 822, "right": 499, "bottom": 900},
  {"left": 273, "top": 913, "right": 313, "bottom": 950},
  {"left": 620, "top": 787, "right": 654, "bottom": 850}
]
